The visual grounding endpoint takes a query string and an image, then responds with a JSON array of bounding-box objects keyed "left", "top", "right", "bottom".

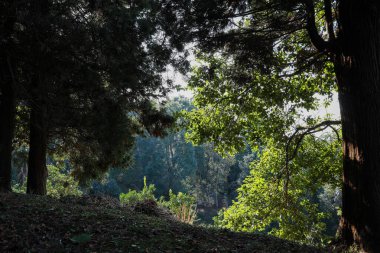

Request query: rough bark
[
  {"left": 26, "top": 80, "right": 48, "bottom": 195},
  {"left": 0, "top": 62, "right": 15, "bottom": 193},
  {"left": 26, "top": 0, "right": 51, "bottom": 195},
  {"left": 0, "top": 5, "right": 16, "bottom": 193},
  {"left": 335, "top": 1, "right": 380, "bottom": 252}
]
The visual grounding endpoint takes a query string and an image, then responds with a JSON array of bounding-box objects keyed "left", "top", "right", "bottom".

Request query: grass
[{"left": 0, "top": 193, "right": 325, "bottom": 253}]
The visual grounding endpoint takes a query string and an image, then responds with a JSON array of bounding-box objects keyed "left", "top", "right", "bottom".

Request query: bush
[
  {"left": 160, "top": 189, "right": 197, "bottom": 224},
  {"left": 119, "top": 177, "right": 156, "bottom": 207},
  {"left": 46, "top": 164, "right": 82, "bottom": 198},
  {"left": 119, "top": 177, "right": 197, "bottom": 224}
]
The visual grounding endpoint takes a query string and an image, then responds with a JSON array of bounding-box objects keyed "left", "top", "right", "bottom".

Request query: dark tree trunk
[
  {"left": 0, "top": 62, "right": 15, "bottom": 193},
  {"left": 26, "top": 80, "right": 48, "bottom": 195},
  {"left": 335, "top": 1, "right": 380, "bottom": 252},
  {"left": 0, "top": 7, "right": 16, "bottom": 193},
  {"left": 26, "top": 0, "right": 51, "bottom": 195}
]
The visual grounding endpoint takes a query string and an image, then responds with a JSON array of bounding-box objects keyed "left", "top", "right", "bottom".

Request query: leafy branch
[{"left": 282, "top": 120, "right": 341, "bottom": 198}]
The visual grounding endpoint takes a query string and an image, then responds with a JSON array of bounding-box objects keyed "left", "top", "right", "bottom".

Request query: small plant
[
  {"left": 119, "top": 177, "right": 156, "bottom": 207},
  {"left": 119, "top": 178, "right": 197, "bottom": 224},
  {"left": 161, "top": 189, "right": 197, "bottom": 224}
]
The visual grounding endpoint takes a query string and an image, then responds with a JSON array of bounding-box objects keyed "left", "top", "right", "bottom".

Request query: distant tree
[
  {"left": 89, "top": 96, "right": 249, "bottom": 222},
  {"left": 185, "top": 143, "right": 234, "bottom": 209}
]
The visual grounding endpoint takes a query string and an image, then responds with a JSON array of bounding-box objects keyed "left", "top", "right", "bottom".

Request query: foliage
[
  {"left": 180, "top": 35, "right": 341, "bottom": 243},
  {"left": 46, "top": 164, "right": 82, "bottom": 198},
  {"left": 94, "top": 97, "right": 249, "bottom": 224},
  {"left": 214, "top": 135, "right": 342, "bottom": 246},
  {"left": 119, "top": 177, "right": 156, "bottom": 207},
  {"left": 70, "top": 233, "right": 92, "bottom": 244},
  {"left": 1, "top": 0, "right": 176, "bottom": 191},
  {"left": 160, "top": 190, "right": 197, "bottom": 224},
  {"left": 12, "top": 160, "right": 82, "bottom": 198},
  {"left": 161, "top": 2, "right": 380, "bottom": 249},
  {"left": 119, "top": 176, "right": 198, "bottom": 224},
  {"left": 183, "top": 54, "right": 336, "bottom": 155},
  {"left": 181, "top": 143, "right": 236, "bottom": 209}
]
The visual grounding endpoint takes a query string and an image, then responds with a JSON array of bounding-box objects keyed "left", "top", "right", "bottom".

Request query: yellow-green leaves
[{"left": 214, "top": 135, "right": 342, "bottom": 246}]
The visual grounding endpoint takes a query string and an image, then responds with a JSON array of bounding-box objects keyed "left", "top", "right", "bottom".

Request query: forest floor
[{"left": 0, "top": 193, "right": 327, "bottom": 253}]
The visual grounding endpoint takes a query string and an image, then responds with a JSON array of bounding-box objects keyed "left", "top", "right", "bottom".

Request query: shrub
[
  {"left": 46, "top": 164, "right": 82, "bottom": 198},
  {"left": 160, "top": 189, "right": 197, "bottom": 224},
  {"left": 119, "top": 177, "right": 197, "bottom": 224},
  {"left": 119, "top": 177, "right": 156, "bottom": 207}
]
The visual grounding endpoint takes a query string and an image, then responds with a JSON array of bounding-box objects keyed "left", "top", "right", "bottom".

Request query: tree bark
[
  {"left": 0, "top": 4, "right": 16, "bottom": 193},
  {"left": 26, "top": 79, "right": 48, "bottom": 195},
  {"left": 26, "top": 0, "right": 51, "bottom": 195},
  {"left": 335, "top": 1, "right": 380, "bottom": 252},
  {"left": 0, "top": 61, "right": 15, "bottom": 193}
]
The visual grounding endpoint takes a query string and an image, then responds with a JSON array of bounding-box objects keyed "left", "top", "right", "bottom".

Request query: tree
[
  {"left": 102, "top": 97, "right": 199, "bottom": 197},
  {"left": 0, "top": 0, "right": 17, "bottom": 192},
  {"left": 215, "top": 135, "right": 342, "bottom": 246},
  {"left": 0, "top": 0, "right": 175, "bottom": 194},
  {"left": 162, "top": 0, "right": 380, "bottom": 251}
]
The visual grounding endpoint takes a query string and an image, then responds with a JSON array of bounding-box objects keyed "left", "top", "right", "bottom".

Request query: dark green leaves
[{"left": 70, "top": 233, "right": 92, "bottom": 244}]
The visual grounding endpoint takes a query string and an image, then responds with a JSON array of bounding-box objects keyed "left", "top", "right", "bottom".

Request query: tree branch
[
  {"left": 286, "top": 120, "right": 341, "bottom": 160},
  {"left": 282, "top": 119, "right": 341, "bottom": 198},
  {"left": 304, "top": 0, "right": 331, "bottom": 53},
  {"left": 323, "top": 0, "right": 336, "bottom": 41}
]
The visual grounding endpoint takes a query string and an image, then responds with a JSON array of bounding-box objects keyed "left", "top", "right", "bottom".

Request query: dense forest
[{"left": 1, "top": 0, "right": 380, "bottom": 252}]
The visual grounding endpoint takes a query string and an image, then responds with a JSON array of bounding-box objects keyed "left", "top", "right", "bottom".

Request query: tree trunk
[
  {"left": 26, "top": 0, "right": 51, "bottom": 195},
  {"left": 167, "top": 142, "right": 175, "bottom": 192},
  {"left": 0, "top": 62, "right": 15, "bottom": 193},
  {"left": 26, "top": 81, "right": 48, "bottom": 195},
  {"left": 335, "top": 1, "right": 380, "bottom": 252},
  {"left": 0, "top": 6, "right": 16, "bottom": 193}
]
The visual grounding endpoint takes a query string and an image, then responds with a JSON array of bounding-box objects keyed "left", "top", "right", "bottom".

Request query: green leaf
[{"left": 70, "top": 233, "right": 92, "bottom": 244}]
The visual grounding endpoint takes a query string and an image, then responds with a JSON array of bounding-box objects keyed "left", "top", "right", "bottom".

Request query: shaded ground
[{"left": 0, "top": 193, "right": 326, "bottom": 253}]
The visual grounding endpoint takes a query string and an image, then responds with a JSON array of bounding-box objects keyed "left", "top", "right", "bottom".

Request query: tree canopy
[
  {"left": 2, "top": 0, "right": 380, "bottom": 251},
  {"left": 0, "top": 0, "right": 176, "bottom": 194},
  {"left": 163, "top": 0, "right": 380, "bottom": 251}
]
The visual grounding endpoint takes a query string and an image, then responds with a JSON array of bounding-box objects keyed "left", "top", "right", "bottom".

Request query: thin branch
[
  {"left": 329, "top": 125, "right": 341, "bottom": 142},
  {"left": 278, "top": 52, "right": 325, "bottom": 78},
  {"left": 285, "top": 119, "right": 341, "bottom": 166}
]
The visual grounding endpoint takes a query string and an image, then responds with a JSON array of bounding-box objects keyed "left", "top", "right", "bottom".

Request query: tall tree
[
  {"left": 25, "top": 0, "right": 50, "bottom": 195},
  {"left": 0, "top": 0, "right": 17, "bottom": 192},
  {"left": 1, "top": 0, "right": 174, "bottom": 194},
  {"left": 162, "top": 0, "right": 380, "bottom": 251}
]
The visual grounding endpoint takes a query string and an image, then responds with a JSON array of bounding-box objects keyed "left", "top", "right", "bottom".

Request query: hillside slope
[{"left": 0, "top": 193, "right": 325, "bottom": 253}]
